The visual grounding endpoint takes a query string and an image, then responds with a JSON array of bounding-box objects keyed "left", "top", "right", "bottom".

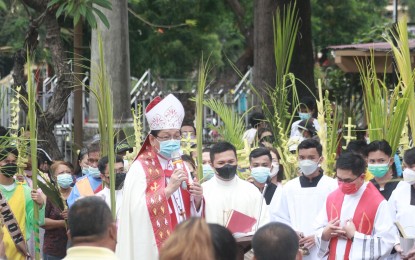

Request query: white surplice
[
  {"left": 388, "top": 182, "right": 415, "bottom": 259},
  {"left": 202, "top": 175, "right": 269, "bottom": 230},
  {"left": 315, "top": 182, "right": 397, "bottom": 260},
  {"left": 270, "top": 175, "right": 337, "bottom": 260},
  {"left": 96, "top": 187, "right": 124, "bottom": 224},
  {"left": 116, "top": 156, "right": 201, "bottom": 260}
]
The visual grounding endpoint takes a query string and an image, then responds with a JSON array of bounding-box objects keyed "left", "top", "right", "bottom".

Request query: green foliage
[
  {"left": 47, "top": 0, "right": 112, "bottom": 28},
  {"left": 203, "top": 98, "right": 249, "bottom": 150},
  {"left": 311, "top": 0, "right": 388, "bottom": 48},
  {"left": 128, "top": 0, "right": 248, "bottom": 80}
]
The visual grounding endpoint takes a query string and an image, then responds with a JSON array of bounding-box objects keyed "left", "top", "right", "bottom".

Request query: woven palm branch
[
  {"left": 37, "top": 172, "right": 66, "bottom": 212},
  {"left": 385, "top": 17, "right": 415, "bottom": 145},
  {"left": 357, "top": 19, "right": 414, "bottom": 153}
]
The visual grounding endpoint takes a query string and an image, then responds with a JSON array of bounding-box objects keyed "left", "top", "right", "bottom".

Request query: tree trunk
[
  {"left": 283, "top": 0, "right": 315, "bottom": 96},
  {"left": 12, "top": 2, "right": 74, "bottom": 160},
  {"left": 253, "top": 0, "right": 278, "bottom": 106}
]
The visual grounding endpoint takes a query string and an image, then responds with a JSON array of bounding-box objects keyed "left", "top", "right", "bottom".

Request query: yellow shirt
[{"left": 63, "top": 246, "right": 119, "bottom": 260}]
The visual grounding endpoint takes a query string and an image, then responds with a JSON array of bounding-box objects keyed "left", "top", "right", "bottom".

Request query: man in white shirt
[
  {"left": 96, "top": 155, "right": 125, "bottom": 223},
  {"left": 315, "top": 152, "right": 396, "bottom": 259},
  {"left": 202, "top": 141, "right": 269, "bottom": 229},
  {"left": 270, "top": 139, "right": 337, "bottom": 259}
]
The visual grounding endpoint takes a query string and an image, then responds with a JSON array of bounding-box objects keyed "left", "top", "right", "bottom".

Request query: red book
[{"left": 225, "top": 210, "right": 257, "bottom": 234}]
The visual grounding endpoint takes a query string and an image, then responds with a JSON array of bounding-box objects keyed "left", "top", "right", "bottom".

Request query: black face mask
[
  {"left": 115, "top": 173, "right": 127, "bottom": 190},
  {"left": 215, "top": 164, "right": 237, "bottom": 180},
  {"left": 0, "top": 163, "right": 18, "bottom": 178}
]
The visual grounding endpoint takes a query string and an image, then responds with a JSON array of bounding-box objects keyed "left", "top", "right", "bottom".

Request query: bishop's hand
[
  {"left": 342, "top": 219, "right": 356, "bottom": 240},
  {"left": 165, "top": 169, "right": 188, "bottom": 199},
  {"left": 189, "top": 177, "right": 203, "bottom": 210}
]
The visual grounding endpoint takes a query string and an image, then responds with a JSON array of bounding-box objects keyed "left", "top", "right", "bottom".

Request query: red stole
[
  {"left": 136, "top": 144, "right": 172, "bottom": 250},
  {"left": 326, "top": 182, "right": 384, "bottom": 260}
]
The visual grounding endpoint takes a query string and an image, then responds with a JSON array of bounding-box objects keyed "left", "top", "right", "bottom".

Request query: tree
[
  {"left": 8, "top": 0, "right": 110, "bottom": 159},
  {"left": 253, "top": 0, "right": 315, "bottom": 101}
]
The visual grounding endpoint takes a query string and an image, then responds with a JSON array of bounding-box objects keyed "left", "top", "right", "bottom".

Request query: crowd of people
[{"left": 1, "top": 93, "right": 415, "bottom": 260}]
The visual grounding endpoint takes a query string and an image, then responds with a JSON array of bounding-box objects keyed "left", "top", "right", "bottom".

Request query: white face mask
[
  {"left": 403, "top": 168, "right": 415, "bottom": 185},
  {"left": 270, "top": 162, "right": 279, "bottom": 177},
  {"left": 298, "top": 159, "right": 319, "bottom": 176}
]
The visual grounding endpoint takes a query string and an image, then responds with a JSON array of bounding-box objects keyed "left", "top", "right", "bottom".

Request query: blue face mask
[
  {"left": 251, "top": 167, "right": 270, "bottom": 184},
  {"left": 88, "top": 167, "right": 101, "bottom": 178},
  {"left": 202, "top": 164, "right": 215, "bottom": 181},
  {"left": 82, "top": 167, "right": 89, "bottom": 176},
  {"left": 57, "top": 173, "right": 73, "bottom": 189},
  {"left": 299, "top": 112, "right": 311, "bottom": 121},
  {"left": 158, "top": 139, "right": 181, "bottom": 158}
]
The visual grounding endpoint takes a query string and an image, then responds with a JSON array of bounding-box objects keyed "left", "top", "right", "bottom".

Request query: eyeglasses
[
  {"left": 336, "top": 175, "right": 360, "bottom": 184},
  {"left": 155, "top": 135, "right": 182, "bottom": 141}
]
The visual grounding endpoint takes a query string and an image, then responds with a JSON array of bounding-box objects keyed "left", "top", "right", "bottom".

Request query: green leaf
[
  {"left": 73, "top": 10, "right": 81, "bottom": 26},
  {"left": 85, "top": 10, "right": 97, "bottom": 28},
  {"left": 0, "top": 0, "right": 7, "bottom": 10},
  {"left": 93, "top": 0, "right": 112, "bottom": 10},
  {"left": 79, "top": 4, "right": 87, "bottom": 17},
  {"left": 55, "top": 3, "right": 67, "bottom": 18},
  {"left": 47, "top": 0, "right": 62, "bottom": 8},
  {"left": 92, "top": 7, "right": 110, "bottom": 28}
]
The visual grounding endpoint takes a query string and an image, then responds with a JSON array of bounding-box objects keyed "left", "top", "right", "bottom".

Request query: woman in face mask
[
  {"left": 41, "top": 161, "right": 72, "bottom": 259},
  {"left": 73, "top": 148, "right": 89, "bottom": 179},
  {"left": 364, "top": 140, "right": 403, "bottom": 200}
]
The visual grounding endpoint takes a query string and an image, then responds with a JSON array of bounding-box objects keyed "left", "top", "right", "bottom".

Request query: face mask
[
  {"left": 260, "top": 136, "right": 275, "bottom": 144},
  {"left": 215, "top": 164, "right": 237, "bottom": 180},
  {"left": 115, "top": 173, "right": 127, "bottom": 190},
  {"left": 338, "top": 181, "right": 358, "bottom": 195},
  {"left": 368, "top": 163, "right": 389, "bottom": 178},
  {"left": 403, "top": 168, "right": 415, "bottom": 185},
  {"left": 299, "top": 112, "right": 311, "bottom": 121},
  {"left": 88, "top": 167, "right": 101, "bottom": 178},
  {"left": 57, "top": 173, "right": 73, "bottom": 189},
  {"left": 202, "top": 164, "right": 215, "bottom": 181},
  {"left": 270, "top": 163, "right": 279, "bottom": 178},
  {"left": 251, "top": 167, "right": 270, "bottom": 184},
  {"left": 82, "top": 167, "right": 89, "bottom": 176},
  {"left": 299, "top": 159, "right": 319, "bottom": 176},
  {"left": 0, "top": 163, "right": 18, "bottom": 178},
  {"left": 158, "top": 140, "right": 181, "bottom": 159}
]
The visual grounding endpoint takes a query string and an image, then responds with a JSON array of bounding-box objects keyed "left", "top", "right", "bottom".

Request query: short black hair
[
  {"left": 364, "top": 140, "right": 392, "bottom": 157},
  {"left": 87, "top": 141, "right": 101, "bottom": 154},
  {"left": 335, "top": 152, "right": 366, "bottom": 177},
  {"left": 345, "top": 140, "right": 368, "bottom": 155},
  {"left": 299, "top": 96, "right": 316, "bottom": 111},
  {"left": 297, "top": 139, "right": 322, "bottom": 156},
  {"left": 208, "top": 224, "right": 237, "bottom": 260},
  {"left": 0, "top": 147, "right": 18, "bottom": 162},
  {"left": 98, "top": 155, "right": 124, "bottom": 174},
  {"left": 68, "top": 196, "right": 113, "bottom": 238},
  {"left": 298, "top": 120, "right": 317, "bottom": 137},
  {"left": 210, "top": 142, "right": 237, "bottom": 163},
  {"left": 202, "top": 147, "right": 211, "bottom": 153},
  {"left": 404, "top": 147, "right": 415, "bottom": 166},
  {"left": 180, "top": 124, "right": 196, "bottom": 134},
  {"left": 252, "top": 222, "right": 299, "bottom": 260},
  {"left": 249, "top": 147, "right": 272, "bottom": 163},
  {"left": 249, "top": 112, "right": 265, "bottom": 128}
]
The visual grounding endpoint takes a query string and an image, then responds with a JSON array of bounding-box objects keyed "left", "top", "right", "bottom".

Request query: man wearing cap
[{"left": 116, "top": 94, "right": 204, "bottom": 259}]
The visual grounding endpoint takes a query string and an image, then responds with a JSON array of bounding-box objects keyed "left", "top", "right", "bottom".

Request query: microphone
[
  {"left": 255, "top": 182, "right": 268, "bottom": 232},
  {"left": 171, "top": 151, "right": 191, "bottom": 190}
]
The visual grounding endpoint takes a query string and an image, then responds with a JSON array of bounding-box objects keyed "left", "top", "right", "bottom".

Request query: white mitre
[{"left": 145, "top": 94, "right": 185, "bottom": 130}]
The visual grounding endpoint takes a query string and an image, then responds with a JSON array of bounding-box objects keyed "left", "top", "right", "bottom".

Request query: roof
[{"left": 329, "top": 39, "right": 415, "bottom": 52}]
